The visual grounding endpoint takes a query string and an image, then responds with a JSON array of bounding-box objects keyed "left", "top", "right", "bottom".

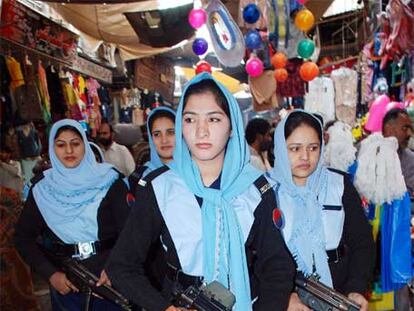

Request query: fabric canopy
[{"left": 47, "top": 1, "right": 192, "bottom": 60}]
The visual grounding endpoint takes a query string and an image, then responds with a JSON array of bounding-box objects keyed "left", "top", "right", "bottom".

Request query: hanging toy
[
  {"left": 246, "top": 56, "right": 264, "bottom": 77},
  {"left": 206, "top": 0, "right": 245, "bottom": 67},
  {"left": 192, "top": 38, "right": 209, "bottom": 55},
  {"left": 195, "top": 60, "right": 212, "bottom": 74},
  {"left": 271, "top": 52, "right": 288, "bottom": 69},
  {"left": 245, "top": 29, "right": 262, "bottom": 50},
  {"left": 297, "top": 39, "right": 315, "bottom": 59},
  {"left": 364, "top": 94, "right": 390, "bottom": 133},
  {"left": 242, "top": 3, "right": 261, "bottom": 24},
  {"left": 188, "top": 8, "right": 207, "bottom": 29},
  {"left": 294, "top": 9, "right": 315, "bottom": 32},
  {"left": 299, "top": 61, "right": 319, "bottom": 81},
  {"left": 274, "top": 68, "right": 288, "bottom": 82}
]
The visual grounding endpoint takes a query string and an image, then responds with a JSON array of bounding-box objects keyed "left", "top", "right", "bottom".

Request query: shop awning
[{"left": 43, "top": 1, "right": 195, "bottom": 60}]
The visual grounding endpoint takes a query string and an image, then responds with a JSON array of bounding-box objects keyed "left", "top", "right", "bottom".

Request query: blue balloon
[
  {"left": 245, "top": 30, "right": 262, "bottom": 50},
  {"left": 192, "top": 38, "right": 208, "bottom": 55},
  {"left": 243, "top": 4, "right": 260, "bottom": 24}
]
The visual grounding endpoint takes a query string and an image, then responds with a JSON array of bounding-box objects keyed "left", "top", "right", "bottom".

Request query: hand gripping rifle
[
  {"left": 295, "top": 275, "right": 361, "bottom": 311},
  {"left": 61, "top": 258, "right": 132, "bottom": 311},
  {"left": 173, "top": 281, "right": 235, "bottom": 311}
]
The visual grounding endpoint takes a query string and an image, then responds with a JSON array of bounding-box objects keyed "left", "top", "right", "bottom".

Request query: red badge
[{"left": 272, "top": 208, "right": 284, "bottom": 229}]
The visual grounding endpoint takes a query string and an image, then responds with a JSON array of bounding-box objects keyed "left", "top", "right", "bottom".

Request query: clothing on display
[
  {"left": 331, "top": 67, "right": 358, "bottom": 126},
  {"left": 304, "top": 76, "right": 336, "bottom": 123},
  {"left": 17, "top": 124, "right": 42, "bottom": 159},
  {"left": 46, "top": 65, "right": 67, "bottom": 121}
]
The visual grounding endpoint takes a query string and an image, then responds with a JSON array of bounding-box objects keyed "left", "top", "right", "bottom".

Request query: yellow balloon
[{"left": 294, "top": 9, "right": 315, "bottom": 32}]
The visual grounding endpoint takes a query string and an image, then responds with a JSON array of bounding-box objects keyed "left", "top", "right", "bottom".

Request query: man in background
[
  {"left": 245, "top": 118, "right": 273, "bottom": 171},
  {"left": 98, "top": 120, "right": 135, "bottom": 176},
  {"left": 383, "top": 108, "right": 414, "bottom": 199},
  {"left": 382, "top": 108, "right": 414, "bottom": 311}
]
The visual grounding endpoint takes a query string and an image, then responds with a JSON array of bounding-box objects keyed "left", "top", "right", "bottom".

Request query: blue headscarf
[
  {"left": 267, "top": 110, "right": 333, "bottom": 287},
  {"left": 168, "top": 72, "right": 261, "bottom": 310},
  {"left": 32, "top": 119, "right": 119, "bottom": 244},
  {"left": 145, "top": 106, "right": 176, "bottom": 171}
]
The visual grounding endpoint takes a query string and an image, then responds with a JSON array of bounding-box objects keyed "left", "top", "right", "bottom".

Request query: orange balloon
[
  {"left": 274, "top": 68, "right": 288, "bottom": 82},
  {"left": 294, "top": 9, "right": 315, "bottom": 32},
  {"left": 271, "top": 52, "right": 287, "bottom": 69},
  {"left": 299, "top": 61, "right": 319, "bottom": 81}
]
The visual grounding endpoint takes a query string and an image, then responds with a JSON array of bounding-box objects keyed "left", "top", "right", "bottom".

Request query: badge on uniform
[
  {"left": 126, "top": 192, "right": 135, "bottom": 207},
  {"left": 272, "top": 207, "right": 284, "bottom": 229}
]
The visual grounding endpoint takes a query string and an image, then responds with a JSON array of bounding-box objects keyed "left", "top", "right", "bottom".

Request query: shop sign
[
  {"left": 0, "top": 0, "right": 78, "bottom": 63},
  {"left": 72, "top": 55, "right": 113, "bottom": 84}
]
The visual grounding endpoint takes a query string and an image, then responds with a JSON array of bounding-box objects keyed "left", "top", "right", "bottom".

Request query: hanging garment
[
  {"left": 37, "top": 62, "right": 51, "bottom": 123},
  {"left": 331, "top": 68, "right": 358, "bottom": 126},
  {"left": 61, "top": 81, "right": 83, "bottom": 121},
  {"left": 277, "top": 58, "right": 306, "bottom": 98},
  {"left": 16, "top": 124, "right": 42, "bottom": 159},
  {"left": 6, "top": 56, "right": 25, "bottom": 91},
  {"left": 304, "top": 77, "right": 336, "bottom": 123},
  {"left": 249, "top": 70, "right": 278, "bottom": 112},
  {"left": 97, "top": 86, "right": 113, "bottom": 122},
  {"left": 13, "top": 59, "right": 44, "bottom": 122},
  {"left": 46, "top": 65, "right": 67, "bottom": 121}
]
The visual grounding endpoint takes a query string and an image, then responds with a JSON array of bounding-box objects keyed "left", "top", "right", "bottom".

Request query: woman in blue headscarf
[
  {"left": 14, "top": 119, "right": 130, "bottom": 311},
  {"left": 128, "top": 106, "right": 176, "bottom": 196},
  {"left": 266, "top": 110, "right": 375, "bottom": 311},
  {"left": 106, "top": 72, "right": 295, "bottom": 311}
]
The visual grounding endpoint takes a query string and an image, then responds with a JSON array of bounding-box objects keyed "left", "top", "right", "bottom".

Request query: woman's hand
[
  {"left": 96, "top": 270, "right": 111, "bottom": 287},
  {"left": 348, "top": 292, "right": 368, "bottom": 311},
  {"left": 49, "top": 271, "right": 78, "bottom": 295},
  {"left": 287, "top": 293, "right": 312, "bottom": 311}
]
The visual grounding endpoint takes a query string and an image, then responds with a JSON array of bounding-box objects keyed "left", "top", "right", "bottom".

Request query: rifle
[
  {"left": 61, "top": 258, "right": 132, "bottom": 311},
  {"left": 173, "top": 281, "right": 235, "bottom": 311},
  {"left": 295, "top": 275, "right": 361, "bottom": 311}
]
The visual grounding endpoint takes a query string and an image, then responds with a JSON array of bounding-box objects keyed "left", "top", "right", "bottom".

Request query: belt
[
  {"left": 327, "top": 244, "right": 346, "bottom": 264},
  {"left": 45, "top": 237, "right": 116, "bottom": 260},
  {"left": 166, "top": 263, "right": 203, "bottom": 289}
]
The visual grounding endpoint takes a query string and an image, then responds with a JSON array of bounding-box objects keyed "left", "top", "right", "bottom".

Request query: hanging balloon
[
  {"left": 299, "top": 61, "right": 319, "bottom": 81},
  {"left": 297, "top": 39, "right": 315, "bottom": 59},
  {"left": 195, "top": 60, "right": 212, "bottom": 74},
  {"left": 188, "top": 8, "right": 207, "bottom": 29},
  {"left": 243, "top": 3, "right": 260, "bottom": 24},
  {"left": 271, "top": 52, "right": 288, "bottom": 69},
  {"left": 192, "top": 38, "right": 208, "bottom": 55},
  {"left": 245, "top": 29, "right": 262, "bottom": 50},
  {"left": 297, "top": 0, "right": 307, "bottom": 4},
  {"left": 246, "top": 57, "right": 264, "bottom": 77},
  {"left": 274, "top": 68, "right": 288, "bottom": 82},
  {"left": 294, "top": 9, "right": 315, "bottom": 32}
]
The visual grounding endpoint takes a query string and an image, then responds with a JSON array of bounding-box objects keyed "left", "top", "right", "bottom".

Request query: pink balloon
[
  {"left": 297, "top": 0, "right": 307, "bottom": 4},
  {"left": 364, "top": 94, "right": 390, "bottom": 133},
  {"left": 188, "top": 9, "right": 207, "bottom": 29},
  {"left": 246, "top": 57, "right": 263, "bottom": 77}
]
